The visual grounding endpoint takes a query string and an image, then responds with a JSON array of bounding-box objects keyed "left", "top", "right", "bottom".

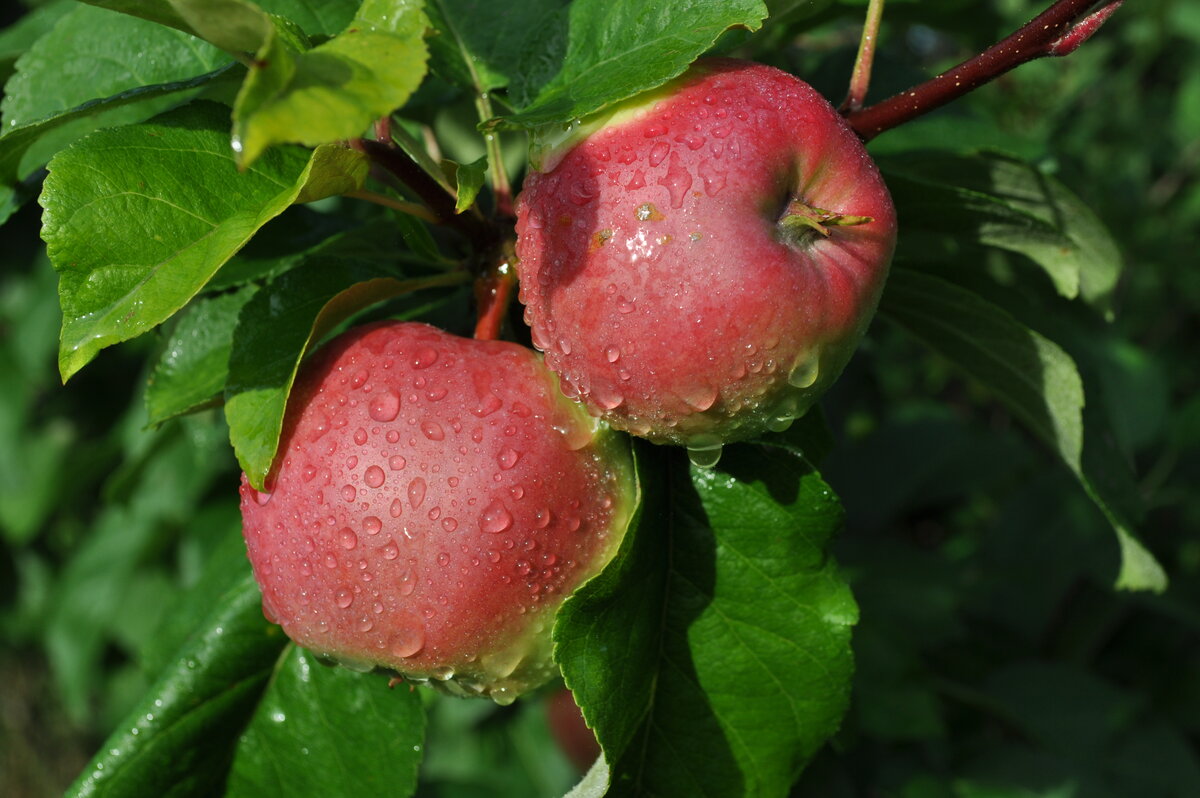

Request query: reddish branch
[
  {"left": 844, "top": 0, "right": 1125, "bottom": 141},
  {"left": 473, "top": 243, "right": 518, "bottom": 341}
]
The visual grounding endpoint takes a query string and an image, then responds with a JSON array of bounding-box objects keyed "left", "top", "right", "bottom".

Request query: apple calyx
[{"left": 777, "top": 199, "right": 875, "bottom": 247}]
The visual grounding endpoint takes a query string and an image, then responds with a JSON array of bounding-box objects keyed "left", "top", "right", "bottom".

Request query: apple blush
[
  {"left": 515, "top": 58, "right": 897, "bottom": 460},
  {"left": 240, "top": 322, "right": 635, "bottom": 704}
]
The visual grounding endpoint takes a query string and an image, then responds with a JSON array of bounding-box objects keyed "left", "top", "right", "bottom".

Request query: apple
[
  {"left": 515, "top": 58, "right": 897, "bottom": 458},
  {"left": 239, "top": 321, "right": 635, "bottom": 704}
]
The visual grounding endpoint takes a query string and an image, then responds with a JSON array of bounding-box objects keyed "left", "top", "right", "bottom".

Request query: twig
[
  {"left": 840, "top": 0, "right": 887, "bottom": 113},
  {"left": 346, "top": 190, "right": 440, "bottom": 223},
  {"left": 844, "top": 0, "right": 1125, "bottom": 140},
  {"left": 349, "top": 137, "right": 499, "bottom": 248}
]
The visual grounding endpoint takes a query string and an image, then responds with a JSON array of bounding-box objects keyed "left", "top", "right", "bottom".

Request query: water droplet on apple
[
  {"left": 335, "top": 587, "right": 353, "bottom": 608},
  {"left": 338, "top": 528, "right": 358, "bottom": 550},
  {"left": 341, "top": 484, "right": 357, "bottom": 502},
  {"left": 648, "top": 141, "right": 670, "bottom": 167},
  {"left": 421, "top": 419, "right": 445, "bottom": 441},
  {"left": 363, "top": 516, "right": 382, "bottom": 535},
  {"left": 412, "top": 347, "right": 438, "bottom": 369},
  {"left": 364, "top": 465, "right": 386, "bottom": 488},
  {"left": 389, "top": 455, "right": 406, "bottom": 470},
  {"left": 369, "top": 391, "right": 401, "bottom": 422},
  {"left": 408, "top": 477, "right": 427, "bottom": 509},
  {"left": 480, "top": 500, "right": 514, "bottom": 534},
  {"left": 788, "top": 354, "right": 820, "bottom": 388},
  {"left": 687, "top": 437, "right": 723, "bottom": 469},
  {"left": 389, "top": 619, "right": 425, "bottom": 658},
  {"left": 497, "top": 446, "right": 521, "bottom": 470}
]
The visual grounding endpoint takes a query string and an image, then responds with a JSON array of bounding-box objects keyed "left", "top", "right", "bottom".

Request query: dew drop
[
  {"left": 648, "top": 140, "right": 670, "bottom": 167},
  {"left": 412, "top": 347, "right": 438, "bottom": 369},
  {"left": 687, "top": 442, "right": 724, "bottom": 469},
  {"left": 341, "top": 484, "right": 357, "bottom": 502},
  {"left": 390, "top": 498, "right": 403, "bottom": 518},
  {"left": 363, "top": 516, "right": 382, "bottom": 535},
  {"left": 788, "top": 355, "right": 821, "bottom": 389},
  {"left": 338, "top": 528, "right": 358, "bottom": 550},
  {"left": 389, "top": 455, "right": 407, "bottom": 470},
  {"left": 364, "top": 465, "right": 386, "bottom": 489},
  {"left": 253, "top": 489, "right": 272, "bottom": 506},
  {"left": 534, "top": 508, "right": 552, "bottom": 529},
  {"left": 497, "top": 446, "right": 521, "bottom": 470},
  {"left": 479, "top": 500, "right": 514, "bottom": 534},
  {"left": 386, "top": 429, "right": 400, "bottom": 444},
  {"left": 335, "top": 587, "right": 353, "bottom": 608},
  {"left": 407, "top": 478, "right": 427, "bottom": 509},
  {"left": 659, "top": 152, "right": 693, "bottom": 209},
  {"left": 605, "top": 346, "right": 621, "bottom": 363},
  {"left": 388, "top": 618, "right": 425, "bottom": 658},
  {"left": 358, "top": 617, "right": 374, "bottom": 632},
  {"left": 473, "top": 394, "right": 503, "bottom": 417},
  {"left": 382, "top": 541, "right": 400, "bottom": 560},
  {"left": 421, "top": 419, "right": 445, "bottom": 441},
  {"left": 437, "top": 552, "right": 450, "bottom": 567},
  {"left": 369, "top": 391, "right": 401, "bottom": 422},
  {"left": 442, "top": 517, "right": 459, "bottom": 533},
  {"left": 302, "top": 465, "right": 317, "bottom": 482},
  {"left": 680, "top": 384, "right": 719, "bottom": 412},
  {"left": 353, "top": 427, "right": 368, "bottom": 446}
]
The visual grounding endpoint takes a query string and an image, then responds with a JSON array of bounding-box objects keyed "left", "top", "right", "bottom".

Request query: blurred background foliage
[{"left": 0, "top": 0, "right": 1197, "bottom": 796}]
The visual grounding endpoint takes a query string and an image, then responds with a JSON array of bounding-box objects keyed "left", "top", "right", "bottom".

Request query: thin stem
[
  {"left": 346, "top": 189, "right": 440, "bottom": 223},
  {"left": 840, "top": 0, "right": 887, "bottom": 113},
  {"left": 844, "top": 0, "right": 1125, "bottom": 140},
  {"left": 476, "top": 91, "right": 514, "bottom": 220},
  {"left": 349, "top": 137, "right": 499, "bottom": 248}
]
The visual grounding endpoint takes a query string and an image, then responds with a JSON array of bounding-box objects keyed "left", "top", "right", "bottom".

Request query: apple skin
[
  {"left": 239, "top": 321, "right": 635, "bottom": 703},
  {"left": 515, "top": 58, "right": 897, "bottom": 447}
]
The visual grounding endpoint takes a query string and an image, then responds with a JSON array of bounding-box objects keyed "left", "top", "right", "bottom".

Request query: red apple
[
  {"left": 240, "top": 321, "right": 635, "bottom": 703},
  {"left": 515, "top": 58, "right": 897, "bottom": 456}
]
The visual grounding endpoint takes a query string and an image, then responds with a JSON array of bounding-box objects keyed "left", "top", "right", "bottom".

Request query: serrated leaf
[
  {"left": 225, "top": 262, "right": 467, "bottom": 489},
  {"left": 64, "top": 571, "right": 286, "bottom": 798},
  {"left": 232, "top": 0, "right": 430, "bottom": 166},
  {"left": 498, "top": 0, "right": 768, "bottom": 128},
  {"left": 226, "top": 647, "right": 425, "bottom": 797},
  {"left": 1, "top": 4, "right": 229, "bottom": 169},
  {"left": 41, "top": 101, "right": 369, "bottom": 382},
  {"left": 882, "top": 151, "right": 1122, "bottom": 317},
  {"left": 146, "top": 286, "right": 258, "bottom": 425},
  {"left": 880, "top": 268, "right": 1165, "bottom": 592},
  {"left": 556, "top": 443, "right": 856, "bottom": 797},
  {"left": 425, "top": 0, "right": 565, "bottom": 93}
]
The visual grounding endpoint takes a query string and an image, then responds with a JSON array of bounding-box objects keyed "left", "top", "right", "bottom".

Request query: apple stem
[
  {"left": 349, "top": 136, "right": 500, "bottom": 249},
  {"left": 840, "top": 0, "right": 887, "bottom": 113},
  {"left": 778, "top": 200, "right": 873, "bottom": 246},
  {"left": 843, "top": 0, "right": 1125, "bottom": 141},
  {"left": 473, "top": 242, "right": 518, "bottom": 341}
]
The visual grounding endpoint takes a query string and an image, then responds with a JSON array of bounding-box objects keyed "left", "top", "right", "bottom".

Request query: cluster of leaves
[{"left": 0, "top": 0, "right": 1196, "bottom": 797}]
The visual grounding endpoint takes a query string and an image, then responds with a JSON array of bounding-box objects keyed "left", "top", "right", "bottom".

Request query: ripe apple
[
  {"left": 239, "top": 321, "right": 635, "bottom": 704},
  {"left": 515, "top": 58, "right": 897, "bottom": 456}
]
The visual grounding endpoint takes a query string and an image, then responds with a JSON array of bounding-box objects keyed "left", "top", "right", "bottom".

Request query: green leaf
[
  {"left": 227, "top": 647, "right": 425, "bottom": 797},
  {"left": 225, "top": 262, "right": 468, "bottom": 489},
  {"left": 82, "top": 0, "right": 359, "bottom": 47},
  {"left": 0, "top": 0, "right": 73, "bottom": 84},
  {"left": 232, "top": 0, "right": 430, "bottom": 166},
  {"left": 425, "top": 0, "right": 565, "bottom": 93},
  {"left": 880, "top": 268, "right": 1165, "bottom": 592},
  {"left": 450, "top": 154, "right": 487, "bottom": 213},
  {"left": 882, "top": 151, "right": 1122, "bottom": 317},
  {"left": 557, "top": 444, "right": 856, "bottom": 797},
  {"left": 146, "top": 286, "right": 259, "bottom": 425},
  {"left": 1, "top": 4, "right": 229, "bottom": 169},
  {"left": 64, "top": 571, "right": 286, "bottom": 798},
  {"left": 498, "top": 0, "right": 768, "bottom": 128},
  {"left": 40, "top": 101, "right": 368, "bottom": 382}
]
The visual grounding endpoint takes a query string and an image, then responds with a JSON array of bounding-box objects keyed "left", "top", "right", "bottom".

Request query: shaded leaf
[
  {"left": 557, "top": 443, "right": 855, "bottom": 797},
  {"left": 227, "top": 647, "right": 425, "bottom": 798},
  {"left": 425, "top": 0, "right": 565, "bottom": 93},
  {"left": 880, "top": 267, "right": 1165, "bottom": 592},
  {"left": 882, "top": 151, "right": 1122, "bottom": 316},
  {"left": 146, "top": 286, "right": 259, "bottom": 425}
]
